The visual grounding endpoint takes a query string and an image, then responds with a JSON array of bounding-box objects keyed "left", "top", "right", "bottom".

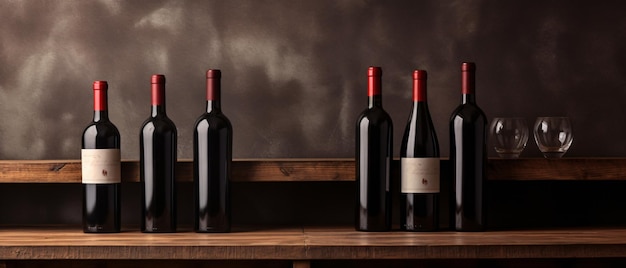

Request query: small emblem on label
[
  {"left": 102, "top": 169, "right": 108, "bottom": 176},
  {"left": 422, "top": 178, "right": 428, "bottom": 185}
]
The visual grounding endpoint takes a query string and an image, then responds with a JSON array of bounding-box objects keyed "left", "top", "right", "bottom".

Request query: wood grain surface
[
  {"left": 303, "top": 227, "right": 626, "bottom": 259},
  {"left": 0, "top": 159, "right": 354, "bottom": 183},
  {"left": 2, "top": 158, "right": 626, "bottom": 183},
  {"left": 487, "top": 158, "right": 626, "bottom": 180},
  {"left": 0, "top": 226, "right": 305, "bottom": 260},
  {"left": 1, "top": 226, "right": 626, "bottom": 260}
]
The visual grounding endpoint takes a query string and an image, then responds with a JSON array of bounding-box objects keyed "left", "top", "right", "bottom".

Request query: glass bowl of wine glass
[
  {"left": 533, "top": 116, "right": 574, "bottom": 158},
  {"left": 490, "top": 117, "right": 529, "bottom": 158}
]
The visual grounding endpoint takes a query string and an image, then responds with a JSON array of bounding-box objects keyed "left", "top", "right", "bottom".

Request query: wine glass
[
  {"left": 533, "top": 117, "right": 574, "bottom": 158},
  {"left": 490, "top": 117, "right": 529, "bottom": 158}
]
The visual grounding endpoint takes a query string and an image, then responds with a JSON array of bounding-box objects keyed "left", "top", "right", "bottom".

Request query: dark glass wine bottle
[
  {"left": 355, "top": 66, "right": 392, "bottom": 232},
  {"left": 400, "top": 70, "right": 440, "bottom": 231},
  {"left": 140, "top": 74, "right": 177, "bottom": 233},
  {"left": 82, "top": 80, "right": 121, "bottom": 233},
  {"left": 194, "top": 69, "right": 232, "bottom": 233},
  {"left": 450, "top": 62, "right": 487, "bottom": 231}
]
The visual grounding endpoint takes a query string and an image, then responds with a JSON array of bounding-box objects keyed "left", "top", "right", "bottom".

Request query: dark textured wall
[{"left": 1, "top": 0, "right": 626, "bottom": 160}]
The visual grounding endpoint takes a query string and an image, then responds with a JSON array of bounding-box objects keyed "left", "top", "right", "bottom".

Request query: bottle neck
[
  {"left": 368, "top": 94, "right": 382, "bottom": 108},
  {"left": 94, "top": 110, "right": 109, "bottom": 122},
  {"left": 462, "top": 68, "right": 476, "bottom": 104},
  {"left": 206, "top": 100, "right": 221, "bottom": 113},
  {"left": 151, "top": 83, "right": 166, "bottom": 117},
  {"left": 206, "top": 77, "right": 221, "bottom": 113},
  {"left": 368, "top": 71, "right": 382, "bottom": 108},
  {"left": 463, "top": 93, "right": 476, "bottom": 104},
  {"left": 413, "top": 74, "right": 427, "bottom": 103},
  {"left": 93, "top": 89, "right": 109, "bottom": 122}
]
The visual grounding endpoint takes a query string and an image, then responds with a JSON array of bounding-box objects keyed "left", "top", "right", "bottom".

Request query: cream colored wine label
[
  {"left": 401, "top": 158, "right": 440, "bottom": 193},
  {"left": 81, "top": 149, "right": 121, "bottom": 184}
]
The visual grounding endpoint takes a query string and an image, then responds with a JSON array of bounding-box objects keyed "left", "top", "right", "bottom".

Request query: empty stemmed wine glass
[{"left": 533, "top": 117, "right": 574, "bottom": 158}]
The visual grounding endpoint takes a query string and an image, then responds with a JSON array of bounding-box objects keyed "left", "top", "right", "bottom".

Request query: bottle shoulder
[
  {"left": 194, "top": 112, "right": 232, "bottom": 129},
  {"left": 357, "top": 106, "right": 393, "bottom": 123},
  {"left": 83, "top": 120, "right": 120, "bottom": 136},
  {"left": 401, "top": 110, "right": 440, "bottom": 157},
  {"left": 140, "top": 121, "right": 178, "bottom": 139},
  {"left": 408, "top": 105, "right": 435, "bottom": 123},
  {"left": 403, "top": 110, "right": 437, "bottom": 134},
  {"left": 141, "top": 115, "right": 177, "bottom": 130},
  {"left": 450, "top": 102, "right": 487, "bottom": 121},
  {"left": 82, "top": 121, "right": 121, "bottom": 149}
]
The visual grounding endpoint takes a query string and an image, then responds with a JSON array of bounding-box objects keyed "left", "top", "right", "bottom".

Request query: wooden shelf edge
[
  {"left": 487, "top": 158, "right": 626, "bottom": 181},
  {"left": 1, "top": 226, "right": 626, "bottom": 260},
  {"left": 0, "top": 159, "right": 355, "bottom": 183},
  {"left": 1, "top": 158, "right": 626, "bottom": 183}
]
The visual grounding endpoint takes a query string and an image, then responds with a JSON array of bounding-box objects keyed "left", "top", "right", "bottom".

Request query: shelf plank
[
  {"left": 1, "top": 158, "right": 626, "bottom": 183},
  {"left": 0, "top": 160, "right": 83, "bottom": 183},
  {"left": 0, "top": 159, "right": 354, "bottom": 183},
  {"left": 487, "top": 158, "right": 626, "bottom": 181},
  {"left": 0, "top": 226, "right": 305, "bottom": 260},
  {"left": 231, "top": 159, "right": 354, "bottom": 182},
  {"left": 1, "top": 226, "right": 626, "bottom": 260},
  {"left": 303, "top": 227, "right": 626, "bottom": 259}
]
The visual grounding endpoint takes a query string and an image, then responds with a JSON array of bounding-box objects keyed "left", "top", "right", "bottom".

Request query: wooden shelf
[
  {"left": 1, "top": 158, "right": 626, "bottom": 183},
  {"left": 1, "top": 158, "right": 626, "bottom": 267},
  {"left": 0, "top": 226, "right": 626, "bottom": 260},
  {"left": 0, "top": 159, "right": 354, "bottom": 183},
  {"left": 304, "top": 227, "right": 626, "bottom": 259},
  {"left": 487, "top": 158, "right": 626, "bottom": 181},
  {"left": 0, "top": 226, "right": 305, "bottom": 260}
]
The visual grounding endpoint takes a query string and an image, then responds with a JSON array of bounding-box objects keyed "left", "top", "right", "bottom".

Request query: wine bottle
[
  {"left": 450, "top": 62, "right": 487, "bottom": 231},
  {"left": 355, "top": 66, "right": 392, "bottom": 232},
  {"left": 140, "top": 74, "right": 178, "bottom": 233},
  {"left": 82, "top": 81, "right": 121, "bottom": 233},
  {"left": 194, "top": 69, "right": 232, "bottom": 233},
  {"left": 400, "top": 70, "right": 440, "bottom": 231}
]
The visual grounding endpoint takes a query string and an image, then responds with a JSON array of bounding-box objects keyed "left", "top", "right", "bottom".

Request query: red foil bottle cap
[
  {"left": 206, "top": 69, "right": 221, "bottom": 101},
  {"left": 93, "top": 81, "right": 108, "bottom": 91},
  {"left": 367, "top": 66, "right": 382, "bottom": 96},
  {"left": 151, "top": 74, "right": 165, "bottom": 105},
  {"left": 367, "top": 66, "right": 382, "bottom": 77},
  {"left": 92, "top": 81, "right": 108, "bottom": 111},
  {"left": 207, "top": 69, "right": 221, "bottom": 78},
  {"left": 413, "top": 70, "right": 427, "bottom": 102},
  {"left": 461, "top": 62, "right": 476, "bottom": 94},
  {"left": 413, "top": 69, "right": 427, "bottom": 80},
  {"left": 151, "top": 74, "right": 166, "bottom": 84},
  {"left": 461, "top": 62, "right": 476, "bottom": 72}
]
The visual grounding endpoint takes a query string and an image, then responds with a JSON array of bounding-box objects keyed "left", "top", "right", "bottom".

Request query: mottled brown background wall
[{"left": 2, "top": 0, "right": 625, "bottom": 160}]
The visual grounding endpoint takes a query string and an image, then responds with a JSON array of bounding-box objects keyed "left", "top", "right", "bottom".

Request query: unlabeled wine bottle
[
  {"left": 355, "top": 66, "right": 392, "bottom": 232},
  {"left": 82, "top": 80, "right": 121, "bottom": 233},
  {"left": 400, "top": 70, "right": 440, "bottom": 231},
  {"left": 140, "top": 74, "right": 177, "bottom": 233},
  {"left": 194, "top": 69, "right": 232, "bottom": 233},
  {"left": 450, "top": 62, "right": 487, "bottom": 231}
]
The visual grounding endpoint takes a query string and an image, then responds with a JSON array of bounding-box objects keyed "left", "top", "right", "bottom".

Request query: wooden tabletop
[
  {"left": 2, "top": 158, "right": 626, "bottom": 183},
  {"left": 0, "top": 226, "right": 305, "bottom": 260},
  {"left": 1, "top": 226, "right": 626, "bottom": 260},
  {"left": 303, "top": 227, "right": 626, "bottom": 259}
]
